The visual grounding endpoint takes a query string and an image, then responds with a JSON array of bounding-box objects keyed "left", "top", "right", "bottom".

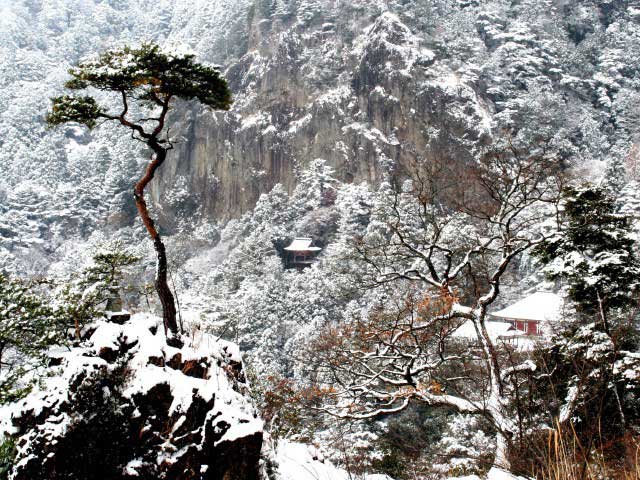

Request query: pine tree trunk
[
  {"left": 134, "top": 147, "right": 179, "bottom": 337},
  {"left": 152, "top": 234, "right": 178, "bottom": 335}
]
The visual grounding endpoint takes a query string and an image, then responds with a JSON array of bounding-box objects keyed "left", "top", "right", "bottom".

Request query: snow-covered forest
[{"left": 1, "top": 1, "right": 640, "bottom": 479}]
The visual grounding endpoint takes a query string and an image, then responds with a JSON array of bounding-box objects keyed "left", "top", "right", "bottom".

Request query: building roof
[
  {"left": 491, "top": 291, "right": 562, "bottom": 323},
  {"left": 451, "top": 320, "right": 536, "bottom": 351},
  {"left": 452, "top": 320, "right": 525, "bottom": 339},
  {"left": 284, "top": 237, "right": 322, "bottom": 252}
]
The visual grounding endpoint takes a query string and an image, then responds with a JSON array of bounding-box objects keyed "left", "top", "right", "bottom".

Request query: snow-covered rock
[{"left": 1, "top": 313, "right": 263, "bottom": 480}]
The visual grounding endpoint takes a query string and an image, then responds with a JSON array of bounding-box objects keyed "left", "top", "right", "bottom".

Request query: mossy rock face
[{"left": 5, "top": 316, "right": 264, "bottom": 480}]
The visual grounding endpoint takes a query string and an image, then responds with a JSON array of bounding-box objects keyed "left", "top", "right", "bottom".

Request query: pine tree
[
  {"left": 292, "top": 159, "right": 338, "bottom": 211},
  {"left": 46, "top": 43, "right": 232, "bottom": 338},
  {"left": 0, "top": 275, "right": 62, "bottom": 403},
  {"left": 534, "top": 185, "right": 639, "bottom": 324},
  {"left": 296, "top": 0, "right": 322, "bottom": 26},
  {"left": 274, "top": 0, "right": 295, "bottom": 20},
  {"left": 59, "top": 241, "right": 141, "bottom": 338},
  {"left": 257, "top": 0, "right": 276, "bottom": 18},
  {"left": 533, "top": 185, "right": 640, "bottom": 437},
  {"left": 602, "top": 154, "right": 628, "bottom": 194}
]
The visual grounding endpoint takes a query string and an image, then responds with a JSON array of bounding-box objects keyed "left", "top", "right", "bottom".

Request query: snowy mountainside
[
  {"left": 0, "top": 0, "right": 251, "bottom": 273},
  {"left": 1, "top": 2, "right": 640, "bottom": 478},
  {"left": 2, "top": 0, "right": 640, "bottom": 274}
]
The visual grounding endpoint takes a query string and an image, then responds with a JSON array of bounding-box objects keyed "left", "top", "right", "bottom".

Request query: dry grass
[{"left": 536, "top": 422, "right": 640, "bottom": 480}]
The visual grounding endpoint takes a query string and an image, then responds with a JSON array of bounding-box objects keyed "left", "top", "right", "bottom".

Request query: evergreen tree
[
  {"left": 292, "top": 158, "right": 337, "bottom": 211},
  {"left": 533, "top": 185, "right": 640, "bottom": 439},
  {"left": 81, "top": 241, "right": 141, "bottom": 295},
  {"left": 534, "top": 185, "right": 639, "bottom": 325},
  {"left": 602, "top": 155, "right": 628, "bottom": 194},
  {"left": 46, "top": 43, "right": 232, "bottom": 338},
  {"left": 0, "top": 437, "right": 16, "bottom": 480},
  {"left": 59, "top": 241, "right": 141, "bottom": 338},
  {"left": 296, "top": 0, "right": 322, "bottom": 26},
  {"left": 256, "top": 0, "right": 276, "bottom": 18},
  {"left": 274, "top": 0, "right": 295, "bottom": 20},
  {"left": 0, "top": 275, "right": 62, "bottom": 403}
]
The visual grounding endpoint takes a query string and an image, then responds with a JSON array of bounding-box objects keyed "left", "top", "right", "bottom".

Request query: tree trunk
[
  {"left": 494, "top": 430, "right": 511, "bottom": 471},
  {"left": 152, "top": 235, "right": 178, "bottom": 336},
  {"left": 134, "top": 147, "right": 179, "bottom": 337}
]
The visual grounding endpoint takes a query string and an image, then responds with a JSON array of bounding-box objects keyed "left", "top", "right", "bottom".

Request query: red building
[{"left": 490, "top": 292, "right": 562, "bottom": 336}]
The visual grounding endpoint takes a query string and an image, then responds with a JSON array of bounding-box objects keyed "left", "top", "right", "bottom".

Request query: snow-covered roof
[
  {"left": 491, "top": 292, "right": 562, "bottom": 323},
  {"left": 452, "top": 320, "right": 535, "bottom": 351},
  {"left": 452, "top": 320, "right": 525, "bottom": 340},
  {"left": 284, "top": 237, "right": 322, "bottom": 252}
]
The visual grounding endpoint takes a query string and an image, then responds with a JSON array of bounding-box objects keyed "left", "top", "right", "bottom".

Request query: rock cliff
[{"left": 156, "top": 7, "right": 492, "bottom": 223}]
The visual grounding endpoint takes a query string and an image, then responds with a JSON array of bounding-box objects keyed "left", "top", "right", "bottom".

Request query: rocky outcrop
[{"left": 1, "top": 314, "right": 263, "bottom": 480}]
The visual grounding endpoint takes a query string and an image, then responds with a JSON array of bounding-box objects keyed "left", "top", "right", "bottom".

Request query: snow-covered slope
[{"left": 275, "top": 440, "right": 393, "bottom": 480}]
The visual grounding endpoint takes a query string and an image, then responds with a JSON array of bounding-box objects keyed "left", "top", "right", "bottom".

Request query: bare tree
[{"left": 312, "top": 139, "right": 563, "bottom": 471}]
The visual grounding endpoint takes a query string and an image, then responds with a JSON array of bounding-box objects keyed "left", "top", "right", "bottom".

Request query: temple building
[
  {"left": 452, "top": 291, "right": 564, "bottom": 351},
  {"left": 490, "top": 291, "right": 563, "bottom": 336},
  {"left": 284, "top": 237, "right": 322, "bottom": 269}
]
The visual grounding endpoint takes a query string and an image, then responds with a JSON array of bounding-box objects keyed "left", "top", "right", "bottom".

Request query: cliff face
[
  {"left": 154, "top": 0, "right": 638, "bottom": 225},
  {"left": 154, "top": 7, "right": 493, "bottom": 223}
]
